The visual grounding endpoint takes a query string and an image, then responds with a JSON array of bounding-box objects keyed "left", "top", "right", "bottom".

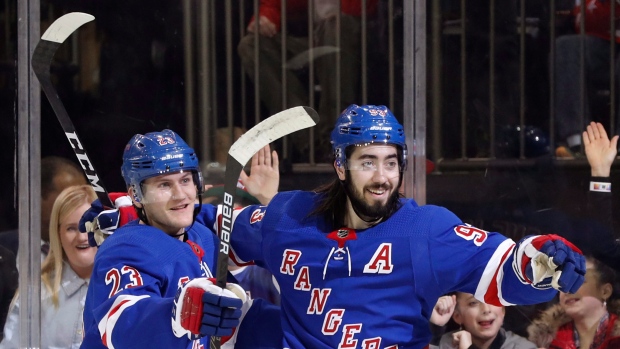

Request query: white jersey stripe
[
  {"left": 98, "top": 295, "right": 149, "bottom": 349},
  {"left": 474, "top": 239, "right": 516, "bottom": 306}
]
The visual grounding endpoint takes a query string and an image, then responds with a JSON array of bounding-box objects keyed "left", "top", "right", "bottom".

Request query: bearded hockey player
[
  {"left": 199, "top": 104, "right": 587, "bottom": 349},
  {"left": 80, "top": 129, "right": 281, "bottom": 349}
]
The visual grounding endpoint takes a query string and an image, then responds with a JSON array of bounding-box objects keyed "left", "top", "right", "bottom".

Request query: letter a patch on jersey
[{"left": 363, "top": 243, "right": 393, "bottom": 274}]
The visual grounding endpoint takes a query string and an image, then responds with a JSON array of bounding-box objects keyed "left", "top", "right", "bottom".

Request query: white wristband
[{"left": 590, "top": 181, "right": 611, "bottom": 192}]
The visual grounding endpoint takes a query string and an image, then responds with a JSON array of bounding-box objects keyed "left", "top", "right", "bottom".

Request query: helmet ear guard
[
  {"left": 131, "top": 185, "right": 141, "bottom": 203},
  {"left": 331, "top": 104, "right": 407, "bottom": 171}
]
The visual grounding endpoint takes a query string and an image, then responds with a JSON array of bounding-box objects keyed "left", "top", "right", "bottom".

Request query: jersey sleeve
[
  {"left": 84, "top": 241, "right": 194, "bottom": 348},
  {"left": 226, "top": 204, "right": 269, "bottom": 267},
  {"left": 195, "top": 202, "right": 267, "bottom": 266},
  {"left": 425, "top": 206, "right": 556, "bottom": 306},
  {"left": 586, "top": 178, "right": 620, "bottom": 270}
]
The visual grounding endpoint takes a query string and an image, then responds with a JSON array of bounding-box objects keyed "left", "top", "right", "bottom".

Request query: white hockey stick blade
[
  {"left": 41, "top": 12, "right": 94, "bottom": 44},
  {"left": 228, "top": 106, "right": 319, "bottom": 166},
  {"left": 285, "top": 46, "right": 340, "bottom": 70}
]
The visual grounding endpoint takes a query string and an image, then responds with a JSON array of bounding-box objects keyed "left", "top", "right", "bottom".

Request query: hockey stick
[
  {"left": 212, "top": 106, "right": 318, "bottom": 347},
  {"left": 284, "top": 45, "right": 340, "bottom": 70},
  {"left": 30, "top": 13, "right": 112, "bottom": 207}
]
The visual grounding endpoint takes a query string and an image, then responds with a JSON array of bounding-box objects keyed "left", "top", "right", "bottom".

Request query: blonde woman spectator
[
  {"left": 0, "top": 185, "right": 97, "bottom": 349},
  {"left": 528, "top": 255, "right": 620, "bottom": 349}
]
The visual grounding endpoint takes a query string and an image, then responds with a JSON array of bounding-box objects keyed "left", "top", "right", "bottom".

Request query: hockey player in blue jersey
[
  {"left": 195, "top": 104, "right": 587, "bottom": 349},
  {"left": 82, "top": 105, "right": 588, "bottom": 349},
  {"left": 80, "top": 129, "right": 281, "bottom": 349}
]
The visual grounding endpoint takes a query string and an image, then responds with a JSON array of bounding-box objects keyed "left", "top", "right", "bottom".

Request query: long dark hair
[
  {"left": 309, "top": 145, "right": 405, "bottom": 229},
  {"left": 589, "top": 255, "right": 620, "bottom": 302}
]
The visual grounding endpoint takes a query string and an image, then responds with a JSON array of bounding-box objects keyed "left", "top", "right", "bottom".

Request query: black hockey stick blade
[
  {"left": 211, "top": 106, "right": 319, "bottom": 348},
  {"left": 31, "top": 13, "right": 112, "bottom": 207}
]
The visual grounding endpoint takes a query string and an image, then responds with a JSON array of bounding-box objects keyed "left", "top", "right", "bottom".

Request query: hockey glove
[
  {"left": 513, "top": 234, "right": 586, "bottom": 293},
  {"left": 172, "top": 278, "right": 246, "bottom": 340},
  {"left": 79, "top": 193, "right": 137, "bottom": 247}
]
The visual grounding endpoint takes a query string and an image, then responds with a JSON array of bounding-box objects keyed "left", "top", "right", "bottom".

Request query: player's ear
[
  {"left": 452, "top": 308, "right": 462, "bottom": 326},
  {"left": 335, "top": 161, "right": 346, "bottom": 180},
  {"left": 601, "top": 282, "right": 612, "bottom": 301}
]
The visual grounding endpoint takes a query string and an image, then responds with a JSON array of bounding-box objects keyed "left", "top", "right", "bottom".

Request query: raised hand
[
  {"left": 452, "top": 330, "right": 473, "bottom": 349},
  {"left": 430, "top": 294, "right": 457, "bottom": 327},
  {"left": 240, "top": 144, "right": 279, "bottom": 205},
  {"left": 583, "top": 121, "right": 618, "bottom": 177}
]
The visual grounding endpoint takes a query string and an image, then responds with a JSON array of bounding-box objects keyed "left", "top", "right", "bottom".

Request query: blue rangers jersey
[
  {"left": 199, "top": 190, "right": 558, "bottom": 349},
  {"left": 80, "top": 216, "right": 282, "bottom": 349}
]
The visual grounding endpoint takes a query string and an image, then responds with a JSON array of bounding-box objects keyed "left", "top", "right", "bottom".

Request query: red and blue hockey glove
[
  {"left": 513, "top": 234, "right": 586, "bottom": 293},
  {"left": 172, "top": 278, "right": 247, "bottom": 340},
  {"left": 79, "top": 193, "right": 137, "bottom": 247}
]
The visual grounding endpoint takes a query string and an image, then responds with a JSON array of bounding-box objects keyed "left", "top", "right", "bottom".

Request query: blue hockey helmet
[
  {"left": 121, "top": 129, "right": 204, "bottom": 202},
  {"left": 331, "top": 104, "right": 407, "bottom": 170}
]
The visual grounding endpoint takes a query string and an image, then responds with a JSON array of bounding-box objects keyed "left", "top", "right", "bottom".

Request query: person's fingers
[
  {"left": 592, "top": 122, "right": 603, "bottom": 139},
  {"left": 583, "top": 130, "right": 591, "bottom": 145},
  {"left": 586, "top": 122, "right": 595, "bottom": 139},
  {"left": 263, "top": 145, "right": 271, "bottom": 167},
  {"left": 611, "top": 135, "right": 619, "bottom": 150},
  {"left": 250, "top": 148, "right": 260, "bottom": 168},
  {"left": 271, "top": 150, "right": 279, "bottom": 169},
  {"left": 257, "top": 146, "right": 266, "bottom": 166}
]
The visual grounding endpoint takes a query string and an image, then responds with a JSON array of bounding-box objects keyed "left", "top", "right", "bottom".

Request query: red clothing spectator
[
  {"left": 573, "top": 0, "right": 620, "bottom": 43},
  {"left": 251, "top": 0, "right": 378, "bottom": 33}
]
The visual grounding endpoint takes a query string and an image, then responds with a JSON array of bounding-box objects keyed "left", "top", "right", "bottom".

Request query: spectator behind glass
[
  {"left": 0, "top": 247, "right": 16, "bottom": 343},
  {"left": 237, "top": 0, "right": 378, "bottom": 161},
  {"left": 555, "top": 0, "right": 620, "bottom": 158},
  {"left": 430, "top": 292, "right": 537, "bottom": 349},
  {"left": 582, "top": 121, "right": 620, "bottom": 272},
  {"left": 0, "top": 156, "right": 87, "bottom": 258},
  {"left": 0, "top": 156, "right": 86, "bottom": 338},
  {"left": 0, "top": 185, "right": 97, "bottom": 348},
  {"left": 528, "top": 255, "right": 620, "bottom": 349}
]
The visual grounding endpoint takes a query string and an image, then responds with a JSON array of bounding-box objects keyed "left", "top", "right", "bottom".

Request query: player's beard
[{"left": 343, "top": 176, "right": 401, "bottom": 222}]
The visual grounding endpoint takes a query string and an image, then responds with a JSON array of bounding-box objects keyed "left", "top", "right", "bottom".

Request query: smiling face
[
  {"left": 336, "top": 144, "right": 401, "bottom": 227},
  {"left": 559, "top": 259, "right": 611, "bottom": 320},
  {"left": 452, "top": 293, "right": 505, "bottom": 346},
  {"left": 59, "top": 202, "right": 97, "bottom": 279},
  {"left": 135, "top": 171, "right": 198, "bottom": 236}
]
